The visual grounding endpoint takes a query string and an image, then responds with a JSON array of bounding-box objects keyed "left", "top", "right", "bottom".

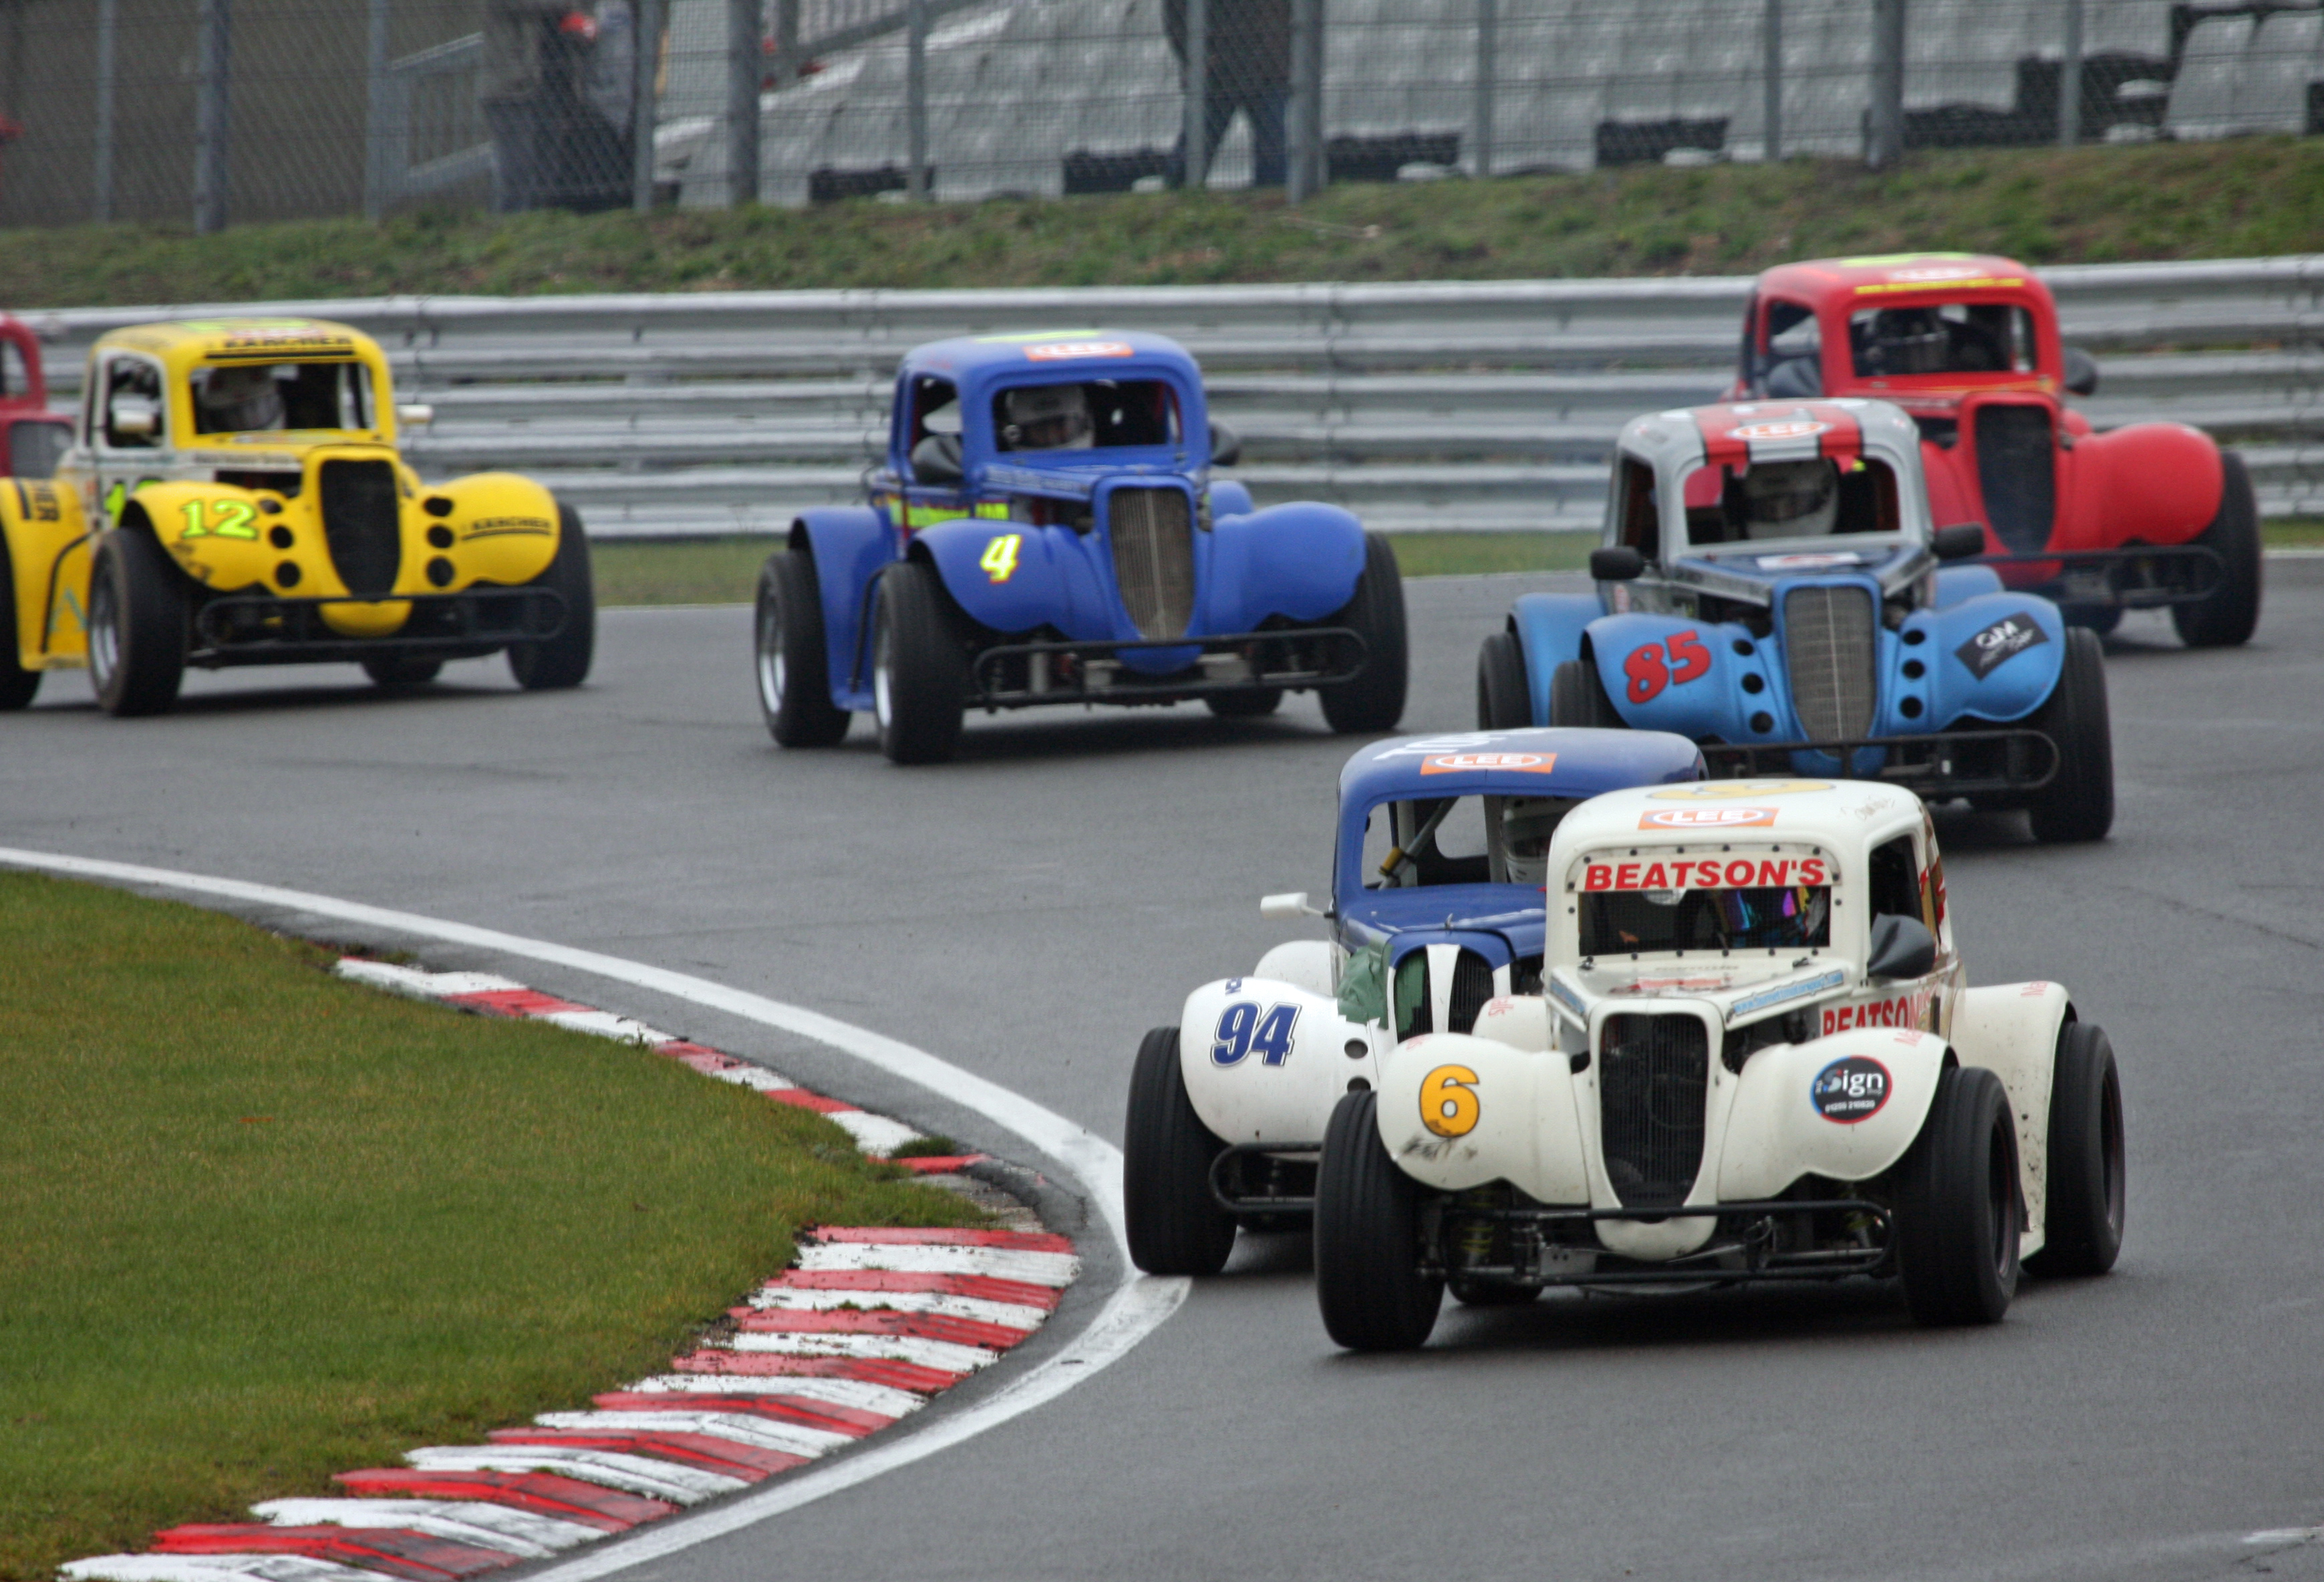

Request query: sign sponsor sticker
[
  {"left": 1728, "top": 420, "right": 1828, "bottom": 442},
  {"left": 1650, "top": 780, "right": 1830, "bottom": 800},
  {"left": 1580, "top": 854, "right": 1828, "bottom": 891},
  {"left": 1421, "top": 751, "right": 1558, "bottom": 776},
  {"left": 1954, "top": 612, "right": 2048, "bottom": 680},
  {"left": 1811, "top": 1056, "right": 1892, "bottom": 1122},
  {"left": 1638, "top": 806, "right": 1778, "bottom": 831},
  {"left": 1024, "top": 341, "right": 1134, "bottom": 361}
]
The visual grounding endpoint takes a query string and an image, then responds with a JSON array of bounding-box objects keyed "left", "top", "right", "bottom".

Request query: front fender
[
  {"left": 1374, "top": 1030, "right": 1590, "bottom": 1203},
  {"left": 1198, "top": 501, "right": 1366, "bottom": 633},
  {"left": 134, "top": 480, "right": 279, "bottom": 595},
  {"left": 915, "top": 514, "right": 1096, "bottom": 637},
  {"left": 2071, "top": 421, "right": 2222, "bottom": 552},
  {"left": 1716, "top": 1027, "right": 1950, "bottom": 1199},
  {"left": 1586, "top": 611, "right": 1757, "bottom": 740},
  {"left": 2, "top": 476, "right": 90, "bottom": 667},
  {"left": 1912, "top": 590, "right": 2066, "bottom": 728},
  {"left": 792, "top": 507, "right": 894, "bottom": 700},
  {"left": 428, "top": 471, "right": 562, "bottom": 589},
  {"left": 1180, "top": 978, "right": 1374, "bottom": 1146},
  {"left": 1932, "top": 565, "right": 2003, "bottom": 608},
  {"left": 1509, "top": 591, "right": 1602, "bottom": 726},
  {"left": 1209, "top": 480, "right": 1256, "bottom": 519}
]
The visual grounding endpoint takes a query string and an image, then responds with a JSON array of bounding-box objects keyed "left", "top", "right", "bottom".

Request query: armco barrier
[{"left": 21, "top": 257, "right": 2322, "bottom": 535}]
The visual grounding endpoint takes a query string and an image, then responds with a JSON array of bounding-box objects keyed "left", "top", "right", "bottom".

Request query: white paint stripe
[
  {"left": 822, "top": 1109, "right": 924, "bottom": 1154},
  {"left": 620, "top": 1374, "right": 927, "bottom": 1420},
  {"left": 745, "top": 1288, "right": 1048, "bottom": 1330},
  {"left": 2246, "top": 1529, "right": 2323, "bottom": 1545},
  {"left": 700, "top": 1063, "right": 798, "bottom": 1091},
  {"left": 794, "top": 1243, "right": 1082, "bottom": 1285},
  {"left": 331, "top": 961, "right": 525, "bottom": 999},
  {"left": 402, "top": 1448, "right": 742, "bottom": 1503},
  {"left": 0, "top": 847, "right": 1186, "bottom": 1582},
  {"left": 723, "top": 1331, "right": 1000, "bottom": 1374},
  {"left": 64, "top": 1557, "right": 390, "bottom": 1582},
  {"left": 530, "top": 1411, "right": 849, "bottom": 1457},
  {"left": 249, "top": 1500, "right": 600, "bottom": 1556},
  {"left": 535, "top": 1009, "right": 674, "bottom": 1044}
]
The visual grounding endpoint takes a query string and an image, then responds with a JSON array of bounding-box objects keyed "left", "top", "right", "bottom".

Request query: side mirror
[
  {"left": 909, "top": 432, "right": 964, "bottom": 485},
  {"left": 108, "top": 395, "right": 158, "bottom": 438},
  {"left": 2063, "top": 347, "right": 2099, "bottom": 398},
  {"left": 396, "top": 403, "right": 434, "bottom": 428},
  {"left": 1260, "top": 891, "right": 1327, "bottom": 921},
  {"left": 1931, "top": 522, "right": 1988, "bottom": 562},
  {"left": 1866, "top": 914, "right": 1937, "bottom": 982},
  {"left": 1590, "top": 544, "right": 1645, "bottom": 581},
  {"left": 1208, "top": 418, "right": 1242, "bottom": 468}
]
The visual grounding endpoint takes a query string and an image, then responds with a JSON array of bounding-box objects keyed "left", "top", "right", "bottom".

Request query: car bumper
[
  {"left": 1981, "top": 544, "right": 2222, "bottom": 611},
  {"left": 1703, "top": 728, "right": 2057, "bottom": 796},
  {"left": 188, "top": 588, "right": 568, "bottom": 669},
  {"left": 968, "top": 625, "right": 1368, "bottom": 711}
]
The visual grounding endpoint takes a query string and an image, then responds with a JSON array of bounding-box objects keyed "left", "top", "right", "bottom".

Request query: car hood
[{"left": 1337, "top": 883, "right": 1545, "bottom": 962}]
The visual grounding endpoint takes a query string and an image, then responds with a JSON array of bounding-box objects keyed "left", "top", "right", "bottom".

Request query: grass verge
[
  {"left": 0, "top": 871, "right": 984, "bottom": 1582},
  {"left": 4, "top": 140, "right": 2322, "bottom": 307}
]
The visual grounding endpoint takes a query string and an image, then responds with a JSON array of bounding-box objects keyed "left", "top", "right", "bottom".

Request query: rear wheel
[
  {"left": 88, "top": 529, "right": 187, "bottom": 717},
  {"left": 2029, "top": 1021, "right": 2126, "bottom": 1277},
  {"left": 1894, "top": 1064, "right": 2021, "bottom": 1326},
  {"left": 872, "top": 560, "right": 970, "bottom": 764},
  {"left": 1549, "top": 657, "right": 1624, "bottom": 728},
  {"left": 1314, "top": 1090, "right": 1443, "bottom": 1351},
  {"left": 507, "top": 506, "right": 595, "bottom": 690},
  {"left": 1475, "top": 629, "right": 1532, "bottom": 729},
  {"left": 0, "top": 540, "right": 40, "bottom": 709},
  {"left": 1123, "top": 1026, "right": 1237, "bottom": 1276},
  {"left": 361, "top": 656, "right": 442, "bottom": 688},
  {"left": 2025, "top": 626, "right": 2114, "bottom": 844},
  {"left": 1318, "top": 532, "right": 1408, "bottom": 735},
  {"left": 2172, "top": 450, "right": 2261, "bottom": 649},
  {"left": 756, "top": 548, "right": 851, "bottom": 747}
]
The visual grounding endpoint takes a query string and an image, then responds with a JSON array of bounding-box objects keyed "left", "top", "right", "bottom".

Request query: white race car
[{"left": 1312, "top": 778, "right": 2127, "bottom": 1348}]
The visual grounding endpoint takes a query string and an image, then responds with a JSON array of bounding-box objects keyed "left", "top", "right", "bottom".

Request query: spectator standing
[
  {"left": 481, "top": 0, "right": 635, "bottom": 212},
  {"left": 1165, "top": 0, "right": 1291, "bottom": 188}
]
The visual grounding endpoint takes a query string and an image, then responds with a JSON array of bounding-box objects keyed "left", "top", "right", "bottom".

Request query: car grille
[
  {"left": 1783, "top": 584, "right": 1876, "bottom": 744},
  {"left": 1107, "top": 486, "right": 1195, "bottom": 640},
  {"left": 1974, "top": 404, "right": 2056, "bottom": 555},
  {"left": 1598, "top": 1012, "right": 1709, "bottom": 1209},
  {"left": 318, "top": 459, "right": 402, "bottom": 598},
  {"left": 1391, "top": 947, "right": 1497, "bottom": 1042}
]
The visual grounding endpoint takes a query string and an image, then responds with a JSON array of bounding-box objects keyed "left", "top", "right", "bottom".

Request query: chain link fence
[{"left": 0, "top": 0, "right": 2316, "bottom": 229}]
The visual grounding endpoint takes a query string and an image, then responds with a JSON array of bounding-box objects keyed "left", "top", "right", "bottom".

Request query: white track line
[{"left": 0, "top": 846, "right": 1188, "bottom": 1582}]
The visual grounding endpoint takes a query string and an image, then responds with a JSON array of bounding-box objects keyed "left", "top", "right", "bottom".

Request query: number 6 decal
[
  {"left": 1419, "top": 1063, "right": 1481, "bottom": 1137},
  {"left": 1622, "top": 628, "right": 1713, "bottom": 705},
  {"left": 1211, "top": 1001, "right": 1300, "bottom": 1067}
]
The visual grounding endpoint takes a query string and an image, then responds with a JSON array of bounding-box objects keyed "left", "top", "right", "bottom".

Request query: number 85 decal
[
  {"left": 1622, "top": 628, "right": 1713, "bottom": 705},
  {"left": 1211, "top": 1001, "right": 1300, "bottom": 1066}
]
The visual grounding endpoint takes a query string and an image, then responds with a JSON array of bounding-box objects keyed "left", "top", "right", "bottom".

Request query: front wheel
[
  {"left": 0, "top": 539, "right": 41, "bottom": 709},
  {"left": 507, "top": 506, "right": 595, "bottom": 691},
  {"left": 2025, "top": 626, "right": 2113, "bottom": 844},
  {"left": 1475, "top": 629, "right": 1532, "bottom": 729},
  {"left": 88, "top": 529, "right": 188, "bottom": 717},
  {"left": 1318, "top": 532, "right": 1408, "bottom": 735},
  {"left": 1205, "top": 688, "right": 1282, "bottom": 719},
  {"left": 2029, "top": 1021, "right": 2126, "bottom": 1277},
  {"left": 872, "top": 560, "right": 970, "bottom": 765},
  {"left": 756, "top": 549, "right": 851, "bottom": 747},
  {"left": 2171, "top": 449, "right": 2261, "bottom": 649},
  {"left": 361, "top": 656, "right": 443, "bottom": 688},
  {"left": 1123, "top": 1027, "right": 1237, "bottom": 1276},
  {"left": 1314, "top": 1090, "right": 1443, "bottom": 1351},
  {"left": 1549, "top": 657, "right": 1624, "bottom": 728},
  {"left": 1894, "top": 1064, "right": 2021, "bottom": 1326}
]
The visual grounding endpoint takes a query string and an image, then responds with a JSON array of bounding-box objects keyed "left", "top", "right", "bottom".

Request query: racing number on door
[
  {"left": 178, "top": 499, "right": 261, "bottom": 541},
  {"left": 1211, "top": 1001, "right": 1300, "bottom": 1067},
  {"left": 1622, "top": 629, "right": 1713, "bottom": 705},
  {"left": 978, "top": 533, "right": 1023, "bottom": 584},
  {"left": 1420, "top": 1064, "right": 1481, "bottom": 1137}
]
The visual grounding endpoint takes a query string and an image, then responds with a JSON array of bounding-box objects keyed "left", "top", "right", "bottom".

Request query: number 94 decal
[{"left": 1211, "top": 1001, "right": 1300, "bottom": 1066}]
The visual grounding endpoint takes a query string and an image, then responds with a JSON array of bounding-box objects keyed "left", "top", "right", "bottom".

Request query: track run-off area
[{"left": 6, "top": 566, "right": 2323, "bottom": 1582}]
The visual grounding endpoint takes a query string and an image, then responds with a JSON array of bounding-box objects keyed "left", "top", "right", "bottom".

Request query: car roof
[
  {"left": 898, "top": 329, "right": 1200, "bottom": 386},
  {"left": 1548, "top": 778, "right": 1928, "bottom": 871},
  {"left": 1752, "top": 253, "right": 2051, "bottom": 311},
  {"left": 1618, "top": 398, "right": 1924, "bottom": 484},
  {"left": 92, "top": 317, "right": 380, "bottom": 370},
  {"left": 1338, "top": 728, "right": 1705, "bottom": 810}
]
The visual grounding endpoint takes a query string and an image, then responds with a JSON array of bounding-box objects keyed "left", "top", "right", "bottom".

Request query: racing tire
[
  {"left": 88, "top": 529, "right": 188, "bottom": 718},
  {"left": 1448, "top": 1275, "right": 1538, "bottom": 1307},
  {"left": 1318, "top": 532, "right": 1409, "bottom": 735},
  {"left": 0, "top": 540, "right": 40, "bottom": 710},
  {"left": 361, "top": 656, "right": 442, "bottom": 688},
  {"left": 2028, "top": 1020, "right": 2126, "bottom": 1278},
  {"left": 1475, "top": 629, "right": 1532, "bottom": 730},
  {"left": 1314, "top": 1090, "right": 1444, "bottom": 1351},
  {"left": 1549, "top": 657, "right": 1624, "bottom": 729},
  {"left": 756, "top": 549, "right": 851, "bottom": 747},
  {"left": 2063, "top": 605, "right": 2122, "bottom": 637},
  {"left": 1205, "top": 688, "right": 1283, "bottom": 718},
  {"left": 872, "top": 559, "right": 970, "bottom": 765},
  {"left": 1123, "top": 1026, "right": 1237, "bottom": 1277},
  {"left": 2025, "top": 627, "right": 2114, "bottom": 844},
  {"left": 1894, "top": 1064, "right": 2021, "bottom": 1327},
  {"left": 2171, "top": 449, "right": 2261, "bottom": 649},
  {"left": 507, "top": 506, "right": 595, "bottom": 691}
]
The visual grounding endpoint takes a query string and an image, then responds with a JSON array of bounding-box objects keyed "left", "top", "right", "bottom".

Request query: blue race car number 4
[{"left": 1212, "top": 1001, "right": 1300, "bottom": 1066}]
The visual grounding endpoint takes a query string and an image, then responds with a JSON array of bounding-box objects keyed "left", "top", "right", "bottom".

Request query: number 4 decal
[
  {"left": 1622, "top": 629, "right": 1713, "bottom": 705},
  {"left": 1211, "top": 1001, "right": 1301, "bottom": 1067},
  {"left": 978, "top": 533, "right": 1023, "bottom": 583}
]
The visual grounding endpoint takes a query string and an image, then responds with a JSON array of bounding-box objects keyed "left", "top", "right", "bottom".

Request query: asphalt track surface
[{"left": 7, "top": 566, "right": 2324, "bottom": 1582}]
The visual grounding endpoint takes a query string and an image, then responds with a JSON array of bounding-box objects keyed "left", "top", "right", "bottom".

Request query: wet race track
[{"left": 7, "top": 565, "right": 2323, "bottom": 1582}]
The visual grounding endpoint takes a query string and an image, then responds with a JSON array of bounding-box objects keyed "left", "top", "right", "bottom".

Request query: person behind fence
[
  {"left": 1165, "top": 0, "right": 1290, "bottom": 188},
  {"left": 482, "top": 0, "right": 635, "bottom": 213}
]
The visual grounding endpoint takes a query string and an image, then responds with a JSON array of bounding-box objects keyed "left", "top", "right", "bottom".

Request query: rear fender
[
  {"left": 791, "top": 507, "right": 894, "bottom": 701},
  {"left": 1179, "top": 978, "right": 1372, "bottom": 1146},
  {"left": 1716, "top": 1027, "right": 1950, "bottom": 1199},
  {"left": 1950, "top": 979, "right": 2072, "bottom": 1249},
  {"left": 1584, "top": 611, "right": 1757, "bottom": 740},
  {"left": 1509, "top": 591, "right": 1602, "bottom": 726},
  {"left": 1209, "top": 480, "right": 1256, "bottom": 520},
  {"left": 1908, "top": 590, "right": 2066, "bottom": 728},
  {"left": 1199, "top": 501, "right": 1366, "bottom": 633},
  {"left": 1374, "top": 1030, "right": 1590, "bottom": 1201},
  {"left": 1931, "top": 565, "right": 2003, "bottom": 608},
  {"left": 1, "top": 477, "right": 90, "bottom": 667}
]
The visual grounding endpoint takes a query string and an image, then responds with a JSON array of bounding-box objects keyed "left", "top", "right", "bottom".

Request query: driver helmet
[
  {"left": 1499, "top": 796, "right": 1580, "bottom": 885},
  {"left": 194, "top": 363, "right": 285, "bottom": 432},
  {"left": 1741, "top": 458, "right": 1838, "bottom": 539},
  {"left": 1000, "top": 383, "right": 1093, "bottom": 450},
  {"left": 1718, "top": 882, "right": 1830, "bottom": 944},
  {"left": 1869, "top": 307, "right": 1949, "bottom": 375}
]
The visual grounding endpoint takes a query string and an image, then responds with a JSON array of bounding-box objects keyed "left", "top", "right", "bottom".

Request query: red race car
[
  {"left": 0, "top": 313, "right": 70, "bottom": 479},
  {"left": 1725, "top": 253, "right": 2259, "bottom": 647}
]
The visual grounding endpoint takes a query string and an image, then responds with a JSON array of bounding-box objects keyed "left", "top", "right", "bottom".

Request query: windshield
[
  {"left": 1576, "top": 850, "right": 1831, "bottom": 955},
  {"left": 192, "top": 359, "right": 374, "bottom": 435},
  {"left": 1360, "top": 794, "right": 1579, "bottom": 890},
  {"left": 991, "top": 378, "right": 1180, "bottom": 453},
  {"left": 1850, "top": 302, "right": 2036, "bottom": 378},
  {"left": 1681, "top": 455, "right": 1899, "bottom": 548}
]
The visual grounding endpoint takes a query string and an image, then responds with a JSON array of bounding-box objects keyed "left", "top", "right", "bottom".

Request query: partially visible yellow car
[{"left": 0, "top": 317, "right": 593, "bottom": 715}]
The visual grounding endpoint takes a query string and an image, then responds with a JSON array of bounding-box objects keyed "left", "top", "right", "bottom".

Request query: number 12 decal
[
  {"left": 178, "top": 498, "right": 260, "bottom": 541},
  {"left": 1211, "top": 1001, "right": 1300, "bottom": 1066},
  {"left": 1623, "top": 629, "right": 1713, "bottom": 705}
]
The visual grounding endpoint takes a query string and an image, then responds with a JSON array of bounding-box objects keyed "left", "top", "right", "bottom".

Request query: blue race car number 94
[{"left": 1212, "top": 1001, "right": 1300, "bottom": 1067}]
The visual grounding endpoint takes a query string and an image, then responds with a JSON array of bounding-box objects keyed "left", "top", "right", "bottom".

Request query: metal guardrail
[{"left": 22, "top": 255, "right": 2323, "bottom": 536}]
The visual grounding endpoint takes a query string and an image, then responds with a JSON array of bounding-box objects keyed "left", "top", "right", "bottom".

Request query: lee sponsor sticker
[
  {"left": 1954, "top": 613, "right": 2049, "bottom": 680},
  {"left": 1728, "top": 420, "right": 1828, "bottom": 442},
  {"left": 1421, "top": 751, "right": 1558, "bottom": 776},
  {"left": 1650, "top": 780, "right": 1830, "bottom": 801},
  {"left": 1581, "top": 854, "right": 1828, "bottom": 891},
  {"left": 1024, "top": 340, "right": 1134, "bottom": 361},
  {"left": 1638, "top": 806, "right": 1778, "bottom": 831},
  {"left": 1811, "top": 1056, "right": 1892, "bottom": 1123}
]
